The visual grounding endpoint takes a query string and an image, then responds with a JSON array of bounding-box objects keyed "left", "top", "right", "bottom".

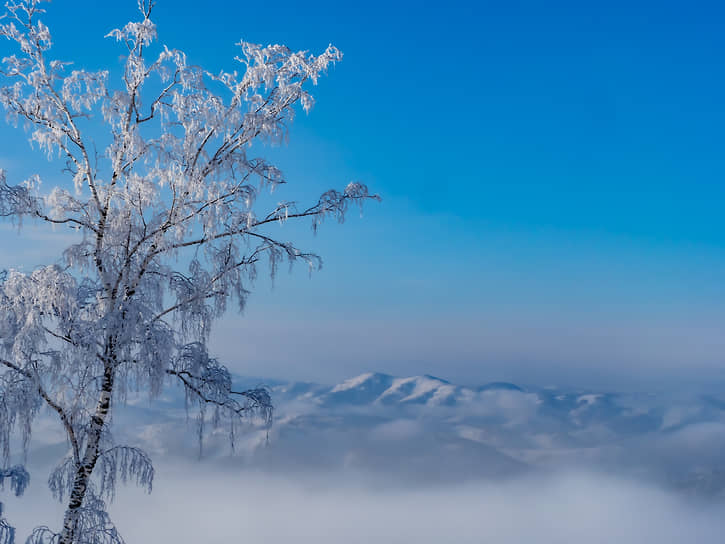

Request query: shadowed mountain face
[{"left": 25, "top": 372, "right": 725, "bottom": 495}]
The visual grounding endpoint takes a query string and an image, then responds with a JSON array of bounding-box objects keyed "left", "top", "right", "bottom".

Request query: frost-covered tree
[{"left": 0, "top": 1, "right": 377, "bottom": 542}]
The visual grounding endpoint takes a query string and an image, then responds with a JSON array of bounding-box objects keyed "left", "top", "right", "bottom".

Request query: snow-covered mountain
[
  {"left": 269, "top": 372, "right": 661, "bottom": 435},
  {"left": 265, "top": 373, "right": 725, "bottom": 492},
  {"left": 27, "top": 371, "right": 725, "bottom": 495},
  {"left": 275, "top": 372, "right": 534, "bottom": 408}
]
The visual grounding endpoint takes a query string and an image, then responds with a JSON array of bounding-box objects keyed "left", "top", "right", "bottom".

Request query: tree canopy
[{"left": 0, "top": 1, "right": 377, "bottom": 542}]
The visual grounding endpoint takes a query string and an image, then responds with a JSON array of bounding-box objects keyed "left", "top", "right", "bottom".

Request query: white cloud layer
[{"left": 7, "top": 464, "right": 725, "bottom": 544}]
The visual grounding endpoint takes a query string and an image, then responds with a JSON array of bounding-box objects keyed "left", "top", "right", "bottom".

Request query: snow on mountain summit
[
  {"left": 377, "top": 375, "right": 458, "bottom": 405},
  {"left": 271, "top": 372, "right": 540, "bottom": 409},
  {"left": 322, "top": 373, "right": 464, "bottom": 407},
  {"left": 329, "top": 372, "right": 394, "bottom": 393},
  {"left": 316, "top": 373, "right": 536, "bottom": 408},
  {"left": 324, "top": 372, "right": 395, "bottom": 405}
]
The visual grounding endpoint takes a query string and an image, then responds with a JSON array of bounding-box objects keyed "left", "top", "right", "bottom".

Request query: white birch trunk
[{"left": 58, "top": 364, "right": 115, "bottom": 544}]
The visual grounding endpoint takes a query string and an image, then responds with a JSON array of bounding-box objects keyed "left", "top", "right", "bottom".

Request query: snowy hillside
[{"left": 65, "top": 371, "right": 724, "bottom": 496}]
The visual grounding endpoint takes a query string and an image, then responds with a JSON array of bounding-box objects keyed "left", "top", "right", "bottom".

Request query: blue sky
[{"left": 2, "top": 0, "right": 725, "bottom": 390}]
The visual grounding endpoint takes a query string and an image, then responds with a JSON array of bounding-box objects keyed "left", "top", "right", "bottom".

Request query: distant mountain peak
[{"left": 329, "top": 372, "right": 393, "bottom": 393}]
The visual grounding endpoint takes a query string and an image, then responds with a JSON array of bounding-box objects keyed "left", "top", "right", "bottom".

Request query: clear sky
[{"left": 1, "top": 0, "right": 725, "bottom": 390}]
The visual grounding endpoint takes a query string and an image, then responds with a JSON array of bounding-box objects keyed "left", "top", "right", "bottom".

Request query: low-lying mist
[{"left": 5, "top": 461, "right": 725, "bottom": 543}]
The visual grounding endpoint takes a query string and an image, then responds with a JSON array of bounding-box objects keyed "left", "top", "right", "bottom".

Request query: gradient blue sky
[{"left": 1, "top": 0, "right": 725, "bottom": 390}]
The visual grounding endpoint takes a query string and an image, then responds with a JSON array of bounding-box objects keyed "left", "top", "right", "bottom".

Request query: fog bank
[
  {"left": 6, "top": 463, "right": 724, "bottom": 544},
  {"left": 108, "top": 467, "right": 725, "bottom": 544}
]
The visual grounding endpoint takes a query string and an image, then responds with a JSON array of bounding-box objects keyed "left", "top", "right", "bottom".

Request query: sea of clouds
[
  {"left": 4, "top": 372, "right": 725, "bottom": 543},
  {"left": 6, "top": 463, "right": 725, "bottom": 544}
]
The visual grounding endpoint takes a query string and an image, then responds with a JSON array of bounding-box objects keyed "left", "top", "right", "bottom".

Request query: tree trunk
[{"left": 58, "top": 362, "right": 115, "bottom": 544}]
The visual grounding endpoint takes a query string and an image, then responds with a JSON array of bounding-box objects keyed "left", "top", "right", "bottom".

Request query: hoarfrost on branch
[{"left": 0, "top": 0, "right": 378, "bottom": 542}]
